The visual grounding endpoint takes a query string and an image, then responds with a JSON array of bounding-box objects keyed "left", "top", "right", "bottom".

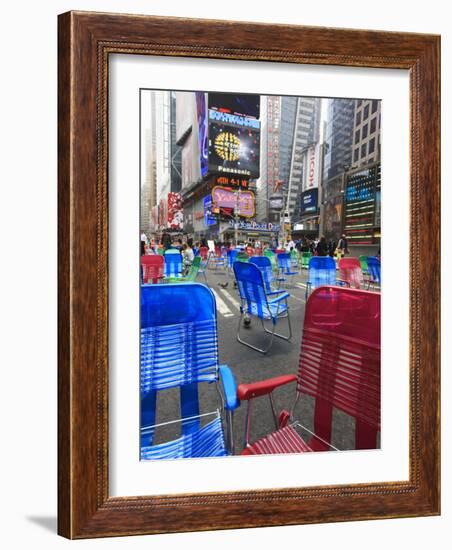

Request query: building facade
[{"left": 321, "top": 97, "right": 381, "bottom": 252}]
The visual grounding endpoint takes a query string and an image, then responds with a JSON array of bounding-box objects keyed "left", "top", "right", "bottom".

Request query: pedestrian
[
  {"left": 328, "top": 239, "right": 336, "bottom": 257},
  {"left": 161, "top": 232, "right": 172, "bottom": 251},
  {"left": 181, "top": 242, "right": 194, "bottom": 269},
  {"left": 335, "top": 234, "right": 349, "bottom": 258},
  {"left": 316, "top": 235, "right": 329, "bottom": 256}
]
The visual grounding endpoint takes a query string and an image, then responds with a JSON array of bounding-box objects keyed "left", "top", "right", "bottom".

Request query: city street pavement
[{"left": 151, "top": 262, "right": 361, "bottom": 457}]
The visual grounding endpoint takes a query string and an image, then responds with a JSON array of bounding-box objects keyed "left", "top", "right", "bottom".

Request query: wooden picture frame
[{"left": 58, "top": 11, "right": 440, "bottom": 539}]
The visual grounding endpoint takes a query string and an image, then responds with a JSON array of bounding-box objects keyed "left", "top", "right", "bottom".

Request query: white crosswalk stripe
[
  {"left": 210, "top": 288, "right": 234, "bottom": 317},
  {"left": 218, "top": 288, "right": 241, "bottom": 310},
  {"left": 296, "top": 282, "right": 307, "bottom": 289}
]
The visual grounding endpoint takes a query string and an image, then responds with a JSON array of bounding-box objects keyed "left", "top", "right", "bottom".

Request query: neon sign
[{"left": 211, "top": 186, "right": 255, "bottom": 218}]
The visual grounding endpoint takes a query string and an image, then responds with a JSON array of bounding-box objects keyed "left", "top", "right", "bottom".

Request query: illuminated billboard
[
  {"left": 300, "top": 188, "right": 318, "bottom": 215},
  {"left": 211, "top": 186, "right": 255, "bottom": 218},
  {"left": 167, "top": 192, "right": 183, "bottom": 230},
  {"left": 208, "top": 93, "right": 260, "bottom": 118},
  {"left": 208, "top": 123, "right": 260, "bottom": 177},
  {"left": 195, "top": 92, "right": 208, "bottom": 178}
]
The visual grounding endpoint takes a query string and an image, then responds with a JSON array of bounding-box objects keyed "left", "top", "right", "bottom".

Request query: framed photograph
[{"left": 58, "top": 11, "right": 440, "bottom": 538}]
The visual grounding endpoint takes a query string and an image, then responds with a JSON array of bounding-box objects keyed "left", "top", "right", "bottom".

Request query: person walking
[
  {"left": 181, "top": 242, "right": 194, "bottom": 273},
  {"left": 336, "top": 234, "right": 349, "bottom": 258},
  {"left": 315, "top": 235, "right": 329, "bottom": 256}
]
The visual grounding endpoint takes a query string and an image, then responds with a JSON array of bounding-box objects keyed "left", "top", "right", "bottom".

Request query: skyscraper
[
  {"left": 140, "top": 90, "right": 157, "bottom": 234},
  {"left": 256, "top": 95, "right": 321, "bottom": 224}
]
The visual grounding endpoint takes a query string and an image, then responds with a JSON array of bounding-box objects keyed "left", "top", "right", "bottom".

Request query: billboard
[
  {"left": 167, "top": 192, "right": 183, "bottom": 230},
  {"left": 203, "top": 195, "right": 217, "bottom": 226},
  {"left": 195, "top": 92, "right": 209, "bottom": 178},
  {"left": 211, "top": 186, "right": 255, "bottom": 218},
  {"left": 208, "top": 123, "right": 260, "bottom": 177},
  {"left": 300, "top": 188, "right": 318, "bottom": 215},
  {"left": 302, "top": 144, "right": 321, "bottom": 192},
  {"left": 228, "top": 219, "right": 279, "bottom": 233},
  {"left": 208, "top": 93, "right": 260, "bottom": 119}
]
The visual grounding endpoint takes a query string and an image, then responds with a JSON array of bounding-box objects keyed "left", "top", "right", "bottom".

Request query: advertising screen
[
  {"left": 208, "top": 123, "right": 260, "bottom": 178},
  {"left": 300, "top": 188, "right": 318, "bottom": 215},
  {"left": 211, "top": 186, "right": 255, "bottom": 218},
  {"left": 203, "top": 195, "right": 217, "bottom": 226},
  {"left": 195, "top": 91, "right": 208, "bottom": 178},
  {"left": 208, "top": 93, "right": 260, "bottom": 118},
  {"left": 167, "top": 192, "right": 183, "bottom": 230}
]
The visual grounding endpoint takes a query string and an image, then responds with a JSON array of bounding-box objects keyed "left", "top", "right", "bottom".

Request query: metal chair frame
[{"left": 234, "top": 262, "right": 292, "bottom": 354}]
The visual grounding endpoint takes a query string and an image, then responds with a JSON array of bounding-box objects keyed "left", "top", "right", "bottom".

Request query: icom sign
[{"left": 303, "top": 144, "right": 321, "bottom": 191}]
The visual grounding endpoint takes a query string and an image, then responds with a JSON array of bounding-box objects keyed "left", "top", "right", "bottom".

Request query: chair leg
[
  {"left": 236, "top": 310, "right": 276, "bottom": 354},
  {"left": 261, "top": 309, "right": 292, "bottom": 341}
]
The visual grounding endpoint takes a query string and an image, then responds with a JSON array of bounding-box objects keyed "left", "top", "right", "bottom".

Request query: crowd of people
[{"left": 140, "top": 231, "right": 353, "bottom": 271}]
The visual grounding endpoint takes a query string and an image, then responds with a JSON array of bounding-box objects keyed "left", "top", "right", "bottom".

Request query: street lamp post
[{"left": 234, "top": 187, "right": 241, "bottom": 246}]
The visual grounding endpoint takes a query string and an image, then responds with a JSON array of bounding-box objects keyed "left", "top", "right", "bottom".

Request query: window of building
[
  {"left": 355, "top": 129, "right": 360, "bottom": 143},
  {"left": 356, "top": 111, "right": 361, "bottom": 126},
  {"left": 364, "top": 104, "right": 369, "bottom": 119},
  {"left": 368, "top": 138, "right": 375, "bottom": 154},
  {"left": 361, "top": 143, "right": 367, "bottom": 157},
  {"left": 362, "top": 124, "right": 368, "bottom": 139},
  {"left": 372, "top": 100, "right": 378, "bottom": 113},
  {"left": 370, "top": 117, "right": 377, "bottom": 133},
  {"left": 354, "top": 148, "right": 359, "bottom": 162},
  {"left": 357, "top": 100, "right": 362, "bottom": 108}
]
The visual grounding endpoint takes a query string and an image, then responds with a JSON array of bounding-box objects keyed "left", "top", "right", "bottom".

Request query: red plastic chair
[
  {"left": 141, "top": 255, "right": 164, "bottom": 284},
  {"left": 237, "top": 286, "right": 381, "bottom": 454},
  {"left": 338, "top": 257, "right": 364, "bottom": 289},
  {"left": 199, "top": 246, "right": 209, "bottom": 260}
]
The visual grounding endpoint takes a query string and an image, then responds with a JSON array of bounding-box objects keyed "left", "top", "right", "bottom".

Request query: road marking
[
  {"left": 296, "top": 282, "right": 307, "bottom": 289},
  {"left": 290, "top": 294, "right": 305, "bottom": 303},
  {"left": 211, "top": 288, "right": 234, "bottom": 317},
  {"left": 218, "top": 288, "right": 241, "bottom": 310}
]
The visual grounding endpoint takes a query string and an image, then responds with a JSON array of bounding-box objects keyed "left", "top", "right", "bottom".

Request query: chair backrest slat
[
  {"left": 338, "top": 257, "right": 364, "bottom": 289},
  {"left": 307, "top": 256, "right": 337, "bottom": 289},
  {"left": 367, "top": 256, "right": 381, "bottom": 285},
  {"left": 140, "top": 283, "right": 219, "bottom": 395},
  {"left": 249, "top": 256, "right": 274, "bottom": 293},
  {"left": 141, "top": 255, "right": 164, "bottom": 284},
  {"left": 297, "top": 286, "right": 381, "bottom": 449},
  {"left": 164, "top": 253, "right": 183, "bottom": 278}
]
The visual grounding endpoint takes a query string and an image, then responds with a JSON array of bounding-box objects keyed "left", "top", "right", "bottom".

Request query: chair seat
[
  {"left": 141, "top": 415, "right": 227, "bottom": 460},
  {"left": 243, "top": 425, "right": 313, "bottom": 455},
  {"left": 247, "top": 299, "right": 288, "bottom": 320}
]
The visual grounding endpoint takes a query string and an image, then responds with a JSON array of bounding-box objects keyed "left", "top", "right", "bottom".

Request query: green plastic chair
[
  {"left": 167, "top": 256, "right": 201, "bottom": 283},
  {"left": 264, "top": 249, "right": 278, "bottom": 272},
  {"left": 236, "top": 252, "right": 249, "bottom": 263},
  {"left": 359, "top": 255, "right": 368, "bottom": 274},
  {"left": 290, "top": 249, "right": 300, "bottom": 268},
  {"left": 301, "top": 251, "right": 312, "bottom": 269}
]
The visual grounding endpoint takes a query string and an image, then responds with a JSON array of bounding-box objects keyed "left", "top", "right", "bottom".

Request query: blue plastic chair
[
  {"left": 163, "top": 252, "right": 183, "bottom": 279},
  {"left": 233, "top": 262, "right": 292, "bottom": 354},
  {"left": 249, "top": 256, "right": 285, "bottom": 295},
  {"left": 277, "top": 252, "right": 299, "bottom": 287},
  {"left": 305, "top": 256, "right": 338, "bottom": 299},
  {"left": 366, "top": 256, "right": 381, "bottom": 290},
  {"left": 140, "top": 283, "right": 239, "bottom": 459}
]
